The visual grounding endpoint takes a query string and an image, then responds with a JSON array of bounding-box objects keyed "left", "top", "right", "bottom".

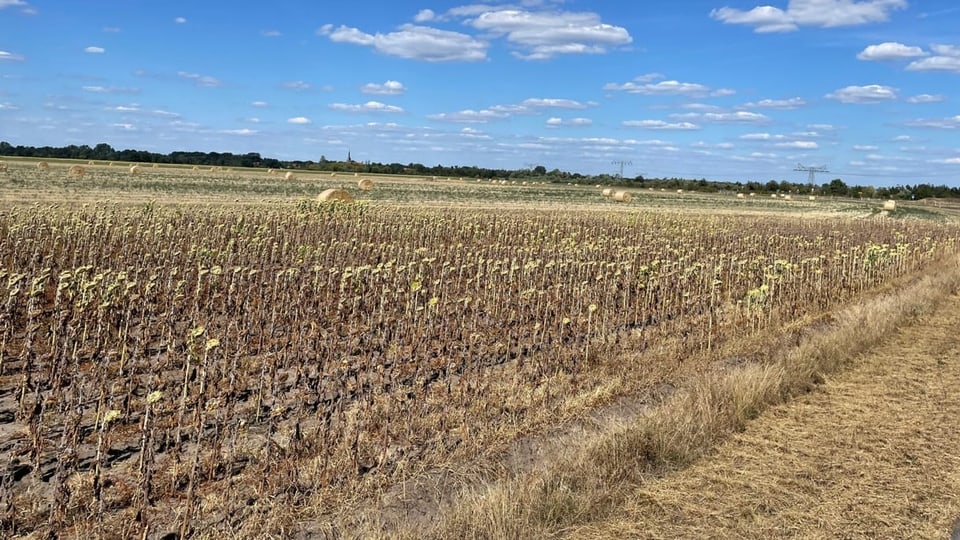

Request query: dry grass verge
[{"left": 387, "top": 256, "right": 960, "bottom": 539}]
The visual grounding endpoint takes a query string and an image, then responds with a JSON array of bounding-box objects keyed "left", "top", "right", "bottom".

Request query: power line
[
  {"left": 794, "top": 163, "right": 829, "bottom": 186},
  {"left": 611, "top": 159, "right": 632, "bottom": 178}
]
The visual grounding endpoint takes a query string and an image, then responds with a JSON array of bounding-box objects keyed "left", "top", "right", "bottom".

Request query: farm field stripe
[{"left": 571, "top": 292, "right": 960, "bottom": 539}]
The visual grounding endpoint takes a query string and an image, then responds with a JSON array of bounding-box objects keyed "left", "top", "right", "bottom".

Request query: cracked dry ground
[{"left": 572, "top": 293, "right": 960, "bottom": 540}]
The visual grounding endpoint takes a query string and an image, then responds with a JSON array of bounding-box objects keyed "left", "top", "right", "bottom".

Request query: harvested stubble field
[{"left": 1, "top": 159, "right": 959, "bottom": 538}]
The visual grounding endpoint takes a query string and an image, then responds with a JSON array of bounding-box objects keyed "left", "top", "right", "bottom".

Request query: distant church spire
[{"left": 347, "top": 150, "right": 352, "bottom": 162}]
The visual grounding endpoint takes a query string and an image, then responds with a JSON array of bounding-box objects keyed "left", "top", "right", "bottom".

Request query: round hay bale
[
  {"left": 676, "top": 189, "right": 683, "bottom": 194},
  {"left": 883, "top": 200, "right": 897, "bottom": 211},
  {"left": 129, "top": 165, "right": 140, "bottom": 175},
  {"left": 87, "top": 160, "right": 95, "bottom": 165},
  {"left": 267, "top": 168, "right": 274, "bottom": 175},
  {"left": 0, "top": 162, "right": 8, "bottom": 173},
  {"left": 192, "top": 165, "right": 199, "bottom": 171},
  {"left": 612, "top": 190, "right": 631, "bottom": 202},
  {"left": 358, "top": 178, "right": 374, "bottom": 191},
  {"left": 602, "top": 188, "right": 614, "bottom": 197},
  {"left": 68, "top": 165, "right": 85, "bottom": 178},
  {"left": 36, "top": 161, "right": 49, "bottom": 171},
  {"left": 354, "top": 172, "right": 359, "bottom": 177},
  {"left": 284, "top": 171, "right": 295, "bottom": 181},
  {"left": 736, "top": 193, "right": 745, "bottom": 199},
  {"left": 331, "top": 172, "right": 337, "bottom": 177},
  {"left": 318, "top": 188, "right": 354, "bottom": 202},
  {"left": 808, "top": 195, "right": 816, "bottom": 201},
  {"left": 783, "top": 194, "right": 792, "bottom": 200}
]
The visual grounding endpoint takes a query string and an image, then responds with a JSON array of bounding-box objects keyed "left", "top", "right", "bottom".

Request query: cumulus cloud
[
  {"left": 740, "top": 132, "right": 785, "bottom": 141},
  {"left": 466, "top": 8, "right": 632, "bottom": 60},
  {"left": 287, "top": 117, "right": 311, "bottom": 124},
  {"left": 906, "top": 94, "right": 945, "bottom": 104},
  {"left": 826, "top": 84, "right": 897, "bottom": 103},
  {"left": 427, "top": 109, "right": 510, "bottom": 123},
  {"left": 605, "top": 79, "right": 711, "bottom": 96},
  {"left": 280, "top": 81, "right": 312, "bottom": 91},
  {"left": 177, "top": 71, "right": 222, "bottom": 88},
  {"left": 319, "top": 23, "right": 487, "bottom": 62},
  {"left": 521, "top": 98, "right": 588, "bottom": 109},
  {"left": 174, "top": 16, "right": 187, "bottom": 24},
  {"left": 740, "top": 97, "right": 807, "bottom": 109},
  {"left": 857, "top": 41, "right": 927, "bottom": 61},
  {"left": 329, "top": 101, "right": 404, "bottom": 113},
  {"left": 774, "top": 141, "right": 818, "bottom": 149},
  {"left": 711, "top": 0, "right": 908, "bottom": 33},
  {"left": 322, "top": 6, "right": 631, "bottom": 62},
  {"left": 360, "top": 80, "right": 405, "bottom": 95},
  {"left": 906, "top": 44, "right": 960, "bottom": 73},
  {"left": 622, "top": 120, "right": 700, "bottom": 130},
  {"left": 545, "top": 117, "right": 592, "bottom": 127},
  {"left": 84, "top": 46, "right": 105, "bottom": 54},
  {"left": 414, "top": 9, "right": 435, "bottom": 22},
  {"left": 675, "top": 111, "right": 771, "bottom": 124},
  {"left": 0, "top": 50, "right": 25, "bottom": 61}
]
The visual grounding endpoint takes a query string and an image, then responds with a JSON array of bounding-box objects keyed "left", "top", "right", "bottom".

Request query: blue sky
[{"left": 1, "top": 0, "right": 959, "bottom": 185}]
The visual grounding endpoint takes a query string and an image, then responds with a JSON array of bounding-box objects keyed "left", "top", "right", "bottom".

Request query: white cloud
[
  {"left": 774, "top": 141, "right": 818, "bottom": 149},
  {"left": 261, "top": 29, "right": 282, "bottom": 37},
  {"left": 251, "top": 101, "right": 268, "bottom": 107},
  {"left": 281, "top": 81, "right": 312, "bottom": 91},
  {"left": 220, "top": 128, "right": 257, "bottom": 136},
  {"left": 893, "top": 135, "right": 912, "bottom": 141},
  {"left": 414, "top": 9, "right": 435, "bottom": 22},
  {"left": 0, "top": 50, "right": 24, "bottom": 61},
  {"left": 84, "top": 46, "right": 105, "bottom": 54},
  {"left": 853, "top": 145, "right": 879, "bottom": 150},
  {"left": 906, "top": 94, "right": 945, "bottom": 104},
  {"left": 360, "top": 80, "right": 405, "bottom": 95},
  {"left": 177, "top": 71, "right": 222, "bottom": 88},
  {"left": 287, "top": 117, "right": 311, "bottom": 125},
  {"left": 545, "top": 117, "right": 592, "bottom": 127},
  {"left": 857, "top": 41, "right": 927, "bottom": 61},
  {"left": 604, "top": 79, "right": 712, "bottom": 96},
  {"left": 740, "top": 132, "right": 785, "bottom": 140},
  {"left": 622, "top": 120, "right": 700, "bottom": 130},
  {"left": 740, "top": 97, "right": 807, "bottom": 109},
  {"left": 321, "top": 24, "right": 487, "bottom": 62},
  {"left": 427, "top": 109, "right": 511, "bottom": 123},
  {"left": 933, "top": 157, "right": 960, "bottom": 165},
  {"left": 825, "top": 84, "right": 897, "bottom": 104},
  {"left": 82, "top": 85, "right": 139, "bottom": 94},
  {"left": 521, "top": 98, "right": 588, "bottom": 109},
  {"left": 676, "top": 111, "right": 770, "bottom": 124},
  {"left": 330, "top": 101, "right": 404, "bottom": 113},
  {"left": 105, "top": 104, "right": 179, "bottom": 118},
  {"left": 711, "top": 0, "right": 907, "bottom": 33},
  {"left": 112, "top": 123, "right": 137, "bottom": 131},
  {"left": 0, "top": 102, "right": 19, "bottom": 110},
  {"left": 905, "top": 115, "right": 960, "bottom": 129},
  {"left": 467, "top": 8, "right": 632, "bottom": 60},
  {"left": 906, "top": 45, "right": 960, "bottom": 73},
  {"left": 175, "top": 16, "right": 187, "bottom": 24}
]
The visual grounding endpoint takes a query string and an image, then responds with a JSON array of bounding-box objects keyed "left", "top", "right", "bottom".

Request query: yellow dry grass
[{"left": 572, "top": 292, "right": 960, "bottom": 540}]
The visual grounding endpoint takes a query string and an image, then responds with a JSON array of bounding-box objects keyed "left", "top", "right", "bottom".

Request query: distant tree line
[{"left": 1, "top": 141, "right": 957, "bottom": 200}]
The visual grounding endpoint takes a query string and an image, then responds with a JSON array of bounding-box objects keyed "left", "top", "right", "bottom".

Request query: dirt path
[{"left": 569, "top": 293, "right": 960, "bottom": 539}]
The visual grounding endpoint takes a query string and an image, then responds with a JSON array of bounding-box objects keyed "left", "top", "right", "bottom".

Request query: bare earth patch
[{"left": 573, "top": 293, "right": 960, "bottom": 539}]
